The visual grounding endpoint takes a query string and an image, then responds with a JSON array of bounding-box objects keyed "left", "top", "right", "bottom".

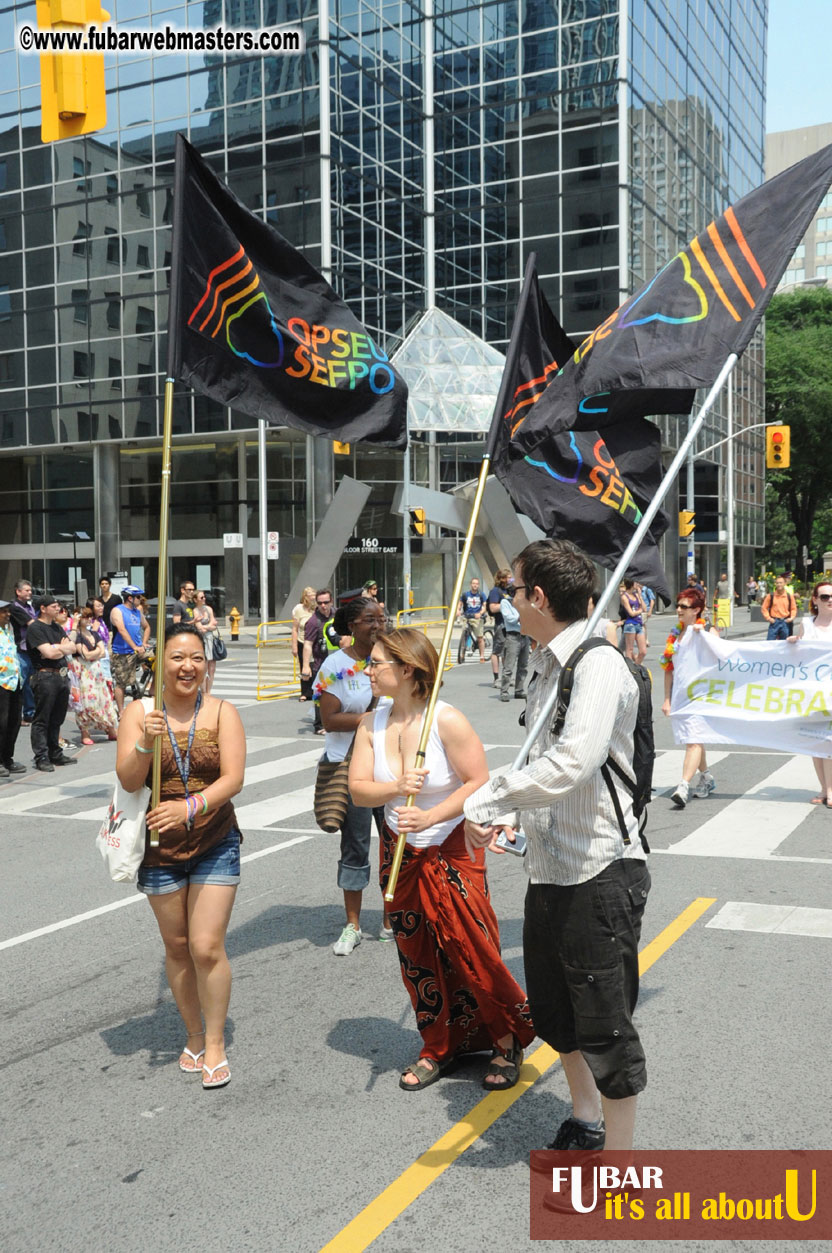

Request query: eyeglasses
[
  {"left": 677, "top": 603, "right": 697, "bottom": 610},
  {"left": 365, "top": 657, "right": 395, "bottom": 669},
  {"left": 513, "top": 584, "right": 527, "bottom": 594},
  {"left": 316, "top": 599, "right": 331, "bottom": 606},
  {"left": 817, "top": 593, "right": 832, "bottom": 603}
]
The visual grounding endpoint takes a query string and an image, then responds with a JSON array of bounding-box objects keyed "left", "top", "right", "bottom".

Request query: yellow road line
[{"left": 320, "top": 896, "right": 717, "bottom": 1253}]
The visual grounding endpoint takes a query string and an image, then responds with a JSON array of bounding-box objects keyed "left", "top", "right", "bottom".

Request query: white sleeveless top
[{"left": 372, "top": 700, "right": 462, "bottom": 848}]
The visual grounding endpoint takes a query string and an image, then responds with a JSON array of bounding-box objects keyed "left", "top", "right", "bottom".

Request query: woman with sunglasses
[
  {"left": 349, "top": 628, "right": 534, "bottom": 1092},
  {"left": 193, "top": 591, "right": 218, "bottom": 694},
  {"left": 315, "top": 596, "right": 393, "bottom": 954},
  {"left": 788, "top": 580, "right": 832, "bottom": 805},
  {"left": 660, "top": 588, "right": 718, "bottom": 808}
]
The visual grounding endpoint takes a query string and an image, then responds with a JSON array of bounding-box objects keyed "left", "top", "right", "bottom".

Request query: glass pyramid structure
[{"left": 391, "top": 307, "right": 506, "bottom": 434}]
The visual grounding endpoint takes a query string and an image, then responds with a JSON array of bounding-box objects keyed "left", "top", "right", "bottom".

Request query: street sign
[
  {"left": 267, "top": 530, "right": 280, "bottom": 560},
  {"left": 223, "top": 532, "right": 244, "bottom": 548}
]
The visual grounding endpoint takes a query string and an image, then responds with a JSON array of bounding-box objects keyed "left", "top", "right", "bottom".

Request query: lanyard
[{"left": 163, "top": 689, "right": 202, "bottom": 797}]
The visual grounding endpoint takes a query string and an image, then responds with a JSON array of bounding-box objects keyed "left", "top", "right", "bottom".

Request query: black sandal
[
  {"left": 482, "top": 1037, "right": 523, "bottom": 1091},
  {"left": 399, "top": 1056, "right": 453, "bottom": 1091}
]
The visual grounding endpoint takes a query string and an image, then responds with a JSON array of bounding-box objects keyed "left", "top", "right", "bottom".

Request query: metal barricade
[
  {"left": 256, "top": 619, "right": 300, "bottom": 701},
  {"left": 395, "top": 606, "right": 456, "bottom": 669}
]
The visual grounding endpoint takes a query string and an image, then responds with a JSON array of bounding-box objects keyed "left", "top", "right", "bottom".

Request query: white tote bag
[
  {"left": 97, "top": 698, "right": 153, "bottom": 882},
  {"left": 97, "top": 781, "right": 150, "bottom": 882}
]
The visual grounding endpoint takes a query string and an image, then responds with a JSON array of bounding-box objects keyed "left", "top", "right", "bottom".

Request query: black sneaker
[
  {"left": 51, "top": 755, "right": 78, "bottom": 766},
  {"left": 5, "top": 761, "right": 26, "bottom": 773},
  {"left": 531, "top": 1117, "right": 606, "bottom": 1173},
  {"left": 35, "top": 759, "right": 55, "bottom": 773}
]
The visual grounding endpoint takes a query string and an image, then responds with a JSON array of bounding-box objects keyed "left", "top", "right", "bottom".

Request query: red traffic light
[{"left": 772, "top": 432, "right": 784, "bottom": 444}]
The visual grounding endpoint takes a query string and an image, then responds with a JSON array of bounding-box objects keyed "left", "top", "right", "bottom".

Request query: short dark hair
[
  {"left": 316, "top": 587, "right": 332, "bottom": 600},
  {"left": 333, "top": 596, "right": 376, "bottom": 636},
  {"left": 514, "top": 539, "right": 595, "bottom": 623},
  {"left": 164, "top": 623, "right": 204, "bottom": 651},
  {"left": 99, "top": 575, "right": 111, "bottom": 585}
]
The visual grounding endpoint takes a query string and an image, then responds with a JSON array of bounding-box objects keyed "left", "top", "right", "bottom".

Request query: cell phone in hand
[{"left": 494, "top": 828, "right": 527, "bottom": 857}]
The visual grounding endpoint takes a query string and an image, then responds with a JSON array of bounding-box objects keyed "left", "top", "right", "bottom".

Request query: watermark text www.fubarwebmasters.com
[{"left": 18, "top": 23, "right": 304, "bottom": 55}]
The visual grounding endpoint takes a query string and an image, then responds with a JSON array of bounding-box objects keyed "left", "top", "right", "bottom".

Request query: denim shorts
[
  {"left": 622, "top": 619, "right": 642, "bottom": 634},
  {"left": 137, "top": 828, "right": 241, "bottom": 895}
]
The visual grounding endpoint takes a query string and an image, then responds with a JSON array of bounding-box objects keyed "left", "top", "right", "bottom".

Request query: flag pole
[
  {"left": 149, "top": 135, "right": 187, "bottom": 847},
  {"left": 384, "top": 256, "right": 539, "bottom": 901},
  {"left": 506, "top": 351, "right": 739, "bottom": 776}
]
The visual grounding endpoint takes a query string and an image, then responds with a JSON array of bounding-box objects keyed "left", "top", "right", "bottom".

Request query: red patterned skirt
[{"left": 380, "top": 820, "right": 535, "bottom": 1064}]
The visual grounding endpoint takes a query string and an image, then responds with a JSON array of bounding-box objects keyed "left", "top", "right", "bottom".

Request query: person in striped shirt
[{"left": 464, "top": 539, "right": 651, "bottom": 1156}]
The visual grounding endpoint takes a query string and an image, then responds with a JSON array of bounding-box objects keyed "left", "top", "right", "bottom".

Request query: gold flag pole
[
  {"left": 384, "top": 454, "right": 491, "bottom": 901},
  {"left": 147, "top": 377, "right": 175, "bottom": 847}
]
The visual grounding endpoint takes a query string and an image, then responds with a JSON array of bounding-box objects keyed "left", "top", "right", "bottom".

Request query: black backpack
[{"left": 552, "top": 638, "right": 653, "bottom": 852}]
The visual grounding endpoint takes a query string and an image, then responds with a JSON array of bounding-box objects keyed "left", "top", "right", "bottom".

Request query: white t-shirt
[
  {"left": 314, "top": 648, "right": 374, "bottom": 762},
  {"left": 372, "top": 700, "right": 462, "bottom": 848}
]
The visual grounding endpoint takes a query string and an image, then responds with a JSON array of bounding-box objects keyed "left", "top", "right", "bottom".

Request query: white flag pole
[{"left": 509, "top": 351, "right": 739, "bottom": 771}]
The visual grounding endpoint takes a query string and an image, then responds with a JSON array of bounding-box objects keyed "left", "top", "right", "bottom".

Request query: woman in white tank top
[
  {"left": 350, "top": 628, "right": 535, "bottom": 1093},
  {"left": 789, "top": 579, "right": 832, "bottom": 804}
]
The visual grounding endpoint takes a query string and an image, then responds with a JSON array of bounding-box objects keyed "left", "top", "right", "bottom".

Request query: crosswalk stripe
[
  {"left": 667, "top": 755, "right": 814, "bottom": 858},
  {"left": 652, "top": 750, "right": 729, "bottom": 791},
  {"left": 706, "top": 901, "right": 832, "bottom": 939}
]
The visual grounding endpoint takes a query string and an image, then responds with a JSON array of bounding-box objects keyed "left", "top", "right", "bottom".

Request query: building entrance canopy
[{"left": 392, "top": 307, "right": 506, "bottom": 434}]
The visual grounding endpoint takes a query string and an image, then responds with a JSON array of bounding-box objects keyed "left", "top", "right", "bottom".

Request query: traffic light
[
  {"left": 37, "top": 0, "right": 110, "bottom": 143},
  {"left": 766, "top": 424, "right": 791, "bottom": 469},
  {"left": 332, "top": 441, "right": 351, "bottom": 455},
  {"left": 679, "top": 510, "right": 696, "bottom": 537},
  {"left": 409, "top": 507, "right": 426, "bottom": 536}
]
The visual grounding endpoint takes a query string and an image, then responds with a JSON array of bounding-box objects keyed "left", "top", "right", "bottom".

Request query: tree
[{"left": 765, "top": 288, "right": 832, "bottom": 564}]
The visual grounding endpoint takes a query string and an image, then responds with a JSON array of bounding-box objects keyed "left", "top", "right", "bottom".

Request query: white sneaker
[
  {"left": 698, "top": 771, "right": 716, "bottom": 796},
  {"left": 670, "top": 780, "right": 689, "bottom": 809},
  {"left": 378, "top": 925, "right": 396, "bottom": 943},
  {"left": 333, "top": 923, "right": 362, "bottom": 955}
]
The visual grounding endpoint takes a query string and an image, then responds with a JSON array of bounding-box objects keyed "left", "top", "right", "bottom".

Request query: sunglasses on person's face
[
  {"left": 677, "top": 603, "right": 697, "bottom": 610},
  {"left": 817, "top": 593, "right": 832, "bottom": 603}
]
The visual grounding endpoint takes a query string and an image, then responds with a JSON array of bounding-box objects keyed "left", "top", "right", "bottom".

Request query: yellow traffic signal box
[
  {"left": 37, "top": 0, "right": 110, "bottom": 143},
  {"left": 679, "top": 510, "right": 696, "bottom": 537},
  {"left": 409, "top": 508, "right": 426, "bottom": 537},
  {"left": 766, "top": 424, "right": 790, "bottom": 469},
  {"left": 332, "top": 441, "right": 351, "bottom": 455}
]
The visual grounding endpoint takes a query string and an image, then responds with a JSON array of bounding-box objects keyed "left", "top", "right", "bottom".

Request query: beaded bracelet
[{"left": 134, "top": 740, "right": 154, "bottom": 755}]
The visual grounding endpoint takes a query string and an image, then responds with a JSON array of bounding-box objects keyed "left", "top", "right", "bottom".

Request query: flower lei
[
  {"left": 660, "top": 618, "right": 706, "bottom": 670},
  {"left": 313, "top": 656, "right": 368, "bottom": 702}
]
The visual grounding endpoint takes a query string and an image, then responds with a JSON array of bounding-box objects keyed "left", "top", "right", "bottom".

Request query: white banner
[{"left": 670, "top": 629, "right": 832, "bottom": 757}]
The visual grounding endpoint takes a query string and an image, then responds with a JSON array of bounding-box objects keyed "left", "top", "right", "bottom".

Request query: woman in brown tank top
[{"left": 116, "top": 624, "right": 246, "bottom": 1089}]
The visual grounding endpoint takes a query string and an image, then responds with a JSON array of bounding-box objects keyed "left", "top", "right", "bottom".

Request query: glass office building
[{"left": 0, "top": 0, "right": 767, "bottom": 613}]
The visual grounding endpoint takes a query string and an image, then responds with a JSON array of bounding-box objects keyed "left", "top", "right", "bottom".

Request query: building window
[
  {"left": 0, "top": 222, "right": 6, "bottom": 250},
  {"left": 72, "top": 221, "right": 92, "bottom": 256},
  {"left": 109, "top": 356, "right": 122, "bottom": 388},
  {"left": 106, "top": 173, "right": 118, "bottom": 204},
  {"left": 136, "top": 243, "right": 150, "bottom": 268},
  {"left": 786, "top": 268, "right": 805, "bottom": 282},
  {"left": 134, "top": 183, "right": 151, "bottom": 217},
  {"left": 136, "top": 305, "right": 154, "bottom": 335},
  {"left": 818, "top": 240, "right": 829, "bottom": 257},
  {"left": 106, "top": 293, "right": 121, "bottom": 329},
  {"left": 72, "top": 289, "right": 89, "bottom": 323},
  {"left": 0, "top": 352, "right": 15, "bottom": 381},
  {"left": 0, "top": 285, "right": 10, "bottom": 321},
  {"left": 818, "top": 218, "right": 832, "bottom": 234},
  {"left": 73, "top": 350, "right": 93, "bottom": 377}
]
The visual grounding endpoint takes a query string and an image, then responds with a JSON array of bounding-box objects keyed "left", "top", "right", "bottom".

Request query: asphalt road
[{"left": 2, "top": 621, "right": 831, "bottom": 1253}]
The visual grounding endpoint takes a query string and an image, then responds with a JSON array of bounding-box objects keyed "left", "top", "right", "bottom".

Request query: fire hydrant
[{"left": 229, "top": 606, "right": 242, "bottom": 642}]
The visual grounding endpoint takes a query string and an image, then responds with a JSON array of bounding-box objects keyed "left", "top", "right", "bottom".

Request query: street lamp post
[{"left": 59, "top": 530, "right": 92, "bottom": 603}]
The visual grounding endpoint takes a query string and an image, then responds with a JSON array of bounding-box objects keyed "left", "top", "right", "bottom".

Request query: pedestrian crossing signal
[
  {"left": 679, "top": 510, "right": 696, "bottom": 537},
  {"left": 409, "top": 508, "right": 426, "bottom": 537},
  {"left": 766, "top": 424, "right": 790, "bottom": 469}
]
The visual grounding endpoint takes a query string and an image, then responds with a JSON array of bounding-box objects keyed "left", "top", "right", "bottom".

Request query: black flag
[
  {"left": 169, "top": 135, "right": 407, "bottom": 448},
  {"left": 511, "top": 142, "right": 832, "bottom": 453},
  {"left": 490, "top": 258, "right": 671, "bottom": 601}
]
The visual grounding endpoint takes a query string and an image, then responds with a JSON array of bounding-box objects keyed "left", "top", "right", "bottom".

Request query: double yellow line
[{"left": 321, "top": 896, "right": 716, "bottom": 1253}]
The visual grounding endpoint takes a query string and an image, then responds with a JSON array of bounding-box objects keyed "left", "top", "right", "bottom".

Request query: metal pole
[
  {"left": 508, "top": 353, "right": 739, "bottom": 775},
  {"left": 402, "top": 426, "right": 412, "bottom": 622},
  {"left": 148, "top": 377, "right": 175, "bottom": 847},
  {"left": 726, "top": 372, "right": 735, "bottom": 628},
  {"left": 384, "top": 454, "right": 492, "bottom": 901},
  {"left": 258, "top": 419, "right": 269, "bottom": 639},
  {"left": 686, "top": 427, "right": 695, "bottom": 578}
]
